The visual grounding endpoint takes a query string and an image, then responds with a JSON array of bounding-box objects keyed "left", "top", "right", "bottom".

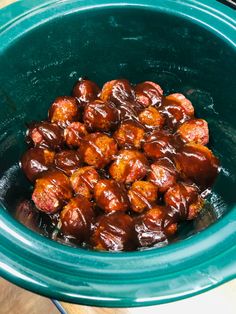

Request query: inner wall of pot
[{"left": 0, "top": 7, "right": 235, "bottom": 240}]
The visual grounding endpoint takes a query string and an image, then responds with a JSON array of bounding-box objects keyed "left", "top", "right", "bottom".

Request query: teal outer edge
[{"left": 0, "top": 0, "right": 236, "bottom": 307}]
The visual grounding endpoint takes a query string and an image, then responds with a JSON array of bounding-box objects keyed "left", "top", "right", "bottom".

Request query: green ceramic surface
[{"left": 0, "top": 0, "right": 235, "bottom": 307}]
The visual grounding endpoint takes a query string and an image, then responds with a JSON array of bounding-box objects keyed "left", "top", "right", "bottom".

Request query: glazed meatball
[
  {"left": 100, "top": 79, "right": 134, "bottom": 105},
  {"left": 148, "top": 158, "right": 178, "bottom": 193},
  {"left": 80, "top": 132, "right": 118, "bottom": 168},
  {"left": 64, "top": 122, "right": 88, "bottom": 148},
  {"left": 91, "top": 212, "right": 136, "bottom": 251},
  {"left": 164, "top": 182, "right": 203, "bottom": 220},
  {"left": 135, "top": 206, "right": 177, "bottom": 248},
  {"left": 26, "top": 121, "right": 63, "bottom": 150},
  {"left": 113, "top": 121, "right": 145, "bottom": 149},
  {"left": 177, "top": 118, "right": 209, "bottom": 145},
  {"left": 143, "top": 130, "right": 175, "bottom": 160},
  {"left": 60, "top": 195, "right": 95, "bottom": 242},
  {"left": 20, "top": 147, "right": 55, "bottom": 182},
  {"left": 188, "top": 193, "right": 205, "bottom": 220},
  {"left": 32, "top": 170, "right": 73, "bottom": 214},
  {"left": 135, "top": 81, "right": 163, "bottom": 107},
  {"left": 94, "top": 179, "right": 129, "bottom": 213},
  {"left": 72, "top": 79, "right": 100, "bottom": 107},
  {"left": 160, "top": 93, "right": 194, "bottom": 129},
  {"left": 70, "top": 166, "right": 100, "bottom": 199},
  {"left": 83, "top": 100, "right": 118, "bottom": 131},
  {"left": 164, "top": 93, "right": 194, "bottom": 116},
  {"left": 128, "top": 181, "right": 158, "bottom": 213},
  {"left": 48, "top": 96, "right": 79, "bottom": 128},
  {"left": 100, "top": 81, "right": 142, "bottom": 121},
  {"left": 116, "top": 100, "right": 143, "bottom": 122},
  {"left": 175, "top": 143, "right": 219, "bottom": 189},
  {"left": 109, "top": 149, "right": 149, "bottom": 184},
  {"left": 138, "top": 106, "right": 165, "bottom": 130},
  {"left": 54, "top": 150, "right": 81, "bottom": 176}
]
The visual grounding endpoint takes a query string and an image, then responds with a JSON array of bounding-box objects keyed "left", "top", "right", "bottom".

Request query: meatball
[
  {"left": 79, "top": 132, "right": 118, "bottom": 168},
  {"left": 32, "top": 170, "right": 73, "bottom": 214},
  {"left": 72, "top": 79, "right": 100, "bottom": 107},
  {"left": 54, "top": 150, "right": 81, "bottom": 176},
  {"left": 64, "top": 122, "right": 88, "bottom": 148},
  {"left": 20, "top": 147, "right": 55, "bottom": 182},
  {"left": 138, "top": 106, "right": 165, "bottom": 129},
  {"left": 70, "top": 166, "right": 100, "bottom": 198},
  {"left": 164, "top": 182, "right": 203, "bottom": 221},
  {"left": 83, "top": 100, "right": 118, "bottom": 131},
  {"left": 100, "top": 79, "right": 134, "bottom": 105},
  {"left": 100, "top": 82, "right": 142, "bottom": 122},
  {"left": 164, "top": 93, "right": 194, "bottom": 116},
  {"left": 26, "top": 121, "right": 63, "bottom": 150},
  {"left": 160, "top": 93, "right": 194, "bottom": 129},
  {"left": 128, "top": 181, "right": 158, "bottom": 213},
  {"left": 48, "top": 96, "right": 79, "bottom": 128},
  {"left": 94, "top": 179, "right": 129, "bottom": 213},
  {"left": 113, "top": 121, "right": 145, "bottom": 149},
  {"left": 143, "top": 130, "right": 175, "bottom": 160},
  {"left": 135, "top": 81, "right": 163, "bottom": 107},
  {"left": 148, "top": 158, "right": 178, "bottom": 193},
  {"left": 177, "top": 118, "right": 209, "bottom": 145},
  {"left": 91, "top": 212, "right": 136, "bottom": 251},
  {"left": 175, "top": 143, "right": 219, "bottom": 189},
  {"left": 109, "top": 149, "right": 148, "bottom": 183},
  {"left": 135, "top": 206, "right": 177, "bottom": 248},
  {"left": 188, "top": 194, "right": 204, "bottom": 220},
  {"left": 60, "top": 195, "right": 95, "bottom": 242},
  {"left": 116, "top": 100, "right": 143, "bottom": 121}
]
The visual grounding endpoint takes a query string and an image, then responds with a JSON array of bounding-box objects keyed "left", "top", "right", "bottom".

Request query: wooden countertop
[{"left": 1, "top": 277, "right": 236, "bottom": 314}]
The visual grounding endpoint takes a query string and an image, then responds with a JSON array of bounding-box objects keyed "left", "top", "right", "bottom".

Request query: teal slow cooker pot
[{"left": 0, "top": 0, "right": 236, "bottom": 307}]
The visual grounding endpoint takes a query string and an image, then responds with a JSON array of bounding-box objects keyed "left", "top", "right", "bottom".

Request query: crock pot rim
[
  {"left": 0, "top": 0, "right": 236, "bottom": 51},
  {"left": 0, "top": 0, "right": 235, "bottom": 307}
]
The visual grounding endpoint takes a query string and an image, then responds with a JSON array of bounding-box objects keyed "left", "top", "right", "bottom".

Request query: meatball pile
[{"left": 20, "top": 78, "right": 219, "bottom": 251}]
